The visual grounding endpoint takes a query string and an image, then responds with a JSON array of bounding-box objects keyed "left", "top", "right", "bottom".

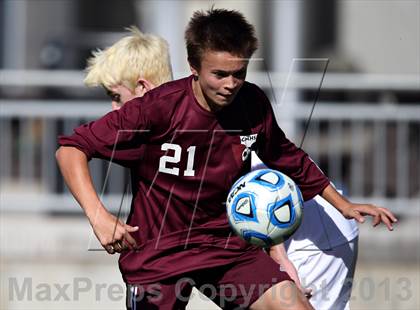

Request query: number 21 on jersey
[{"left": 158, "top": 143, "right": 196, "bottom": 176}]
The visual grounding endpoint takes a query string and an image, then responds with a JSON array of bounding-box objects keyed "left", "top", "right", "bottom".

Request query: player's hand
[
  {"left": 321, "top": 185, "right": 398, "bottom": 231},
  {"left": 89, "top": 206, "right": 139, "bottom": 254},
  {"left": 342, "top": 202, "right": 398, "bottom": 231}
]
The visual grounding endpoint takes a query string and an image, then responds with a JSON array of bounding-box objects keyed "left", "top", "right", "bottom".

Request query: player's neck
[{"left": 191, "top": 79, "right": 221, "bottom": 113}]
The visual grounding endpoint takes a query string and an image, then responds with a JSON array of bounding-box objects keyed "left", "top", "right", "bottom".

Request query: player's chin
[{"left": 215, "top": 95, "right": 234, "bottom": 106}]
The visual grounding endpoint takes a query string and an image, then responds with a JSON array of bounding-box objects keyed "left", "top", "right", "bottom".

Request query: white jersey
[
  {"left": 285, "top": 195, "right": 359, "bottom": 254},
  {"left": 251, "top": 152, "right": 359, "bottom": 309}
]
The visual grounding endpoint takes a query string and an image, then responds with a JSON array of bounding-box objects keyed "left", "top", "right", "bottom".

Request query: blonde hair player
[{"left": 84, "top": 26, "right": 172, "bottom": 110}]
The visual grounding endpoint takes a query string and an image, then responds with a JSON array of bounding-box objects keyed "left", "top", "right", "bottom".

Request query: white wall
[{"left": 338, "top": 1, "right": 420, "bottom": 74}]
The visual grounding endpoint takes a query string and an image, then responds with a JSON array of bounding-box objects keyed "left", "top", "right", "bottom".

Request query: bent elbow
[{"left": 55, "top": 146, "right": 63, "bottom": 162}]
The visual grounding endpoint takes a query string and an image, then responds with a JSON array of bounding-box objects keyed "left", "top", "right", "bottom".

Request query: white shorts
[{"left": 288, "top": 237, "right": 358, "bottom": 310}]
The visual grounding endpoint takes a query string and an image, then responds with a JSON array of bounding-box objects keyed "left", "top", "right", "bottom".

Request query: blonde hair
[{"left": 84, "top": 26, "right": 172, "bottom": 90}]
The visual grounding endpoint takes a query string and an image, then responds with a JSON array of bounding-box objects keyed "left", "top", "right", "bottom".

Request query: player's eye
[
  {"left": 110, "top": 93, "right": 121, "bottom": 103},
  {"left": 213, "top": 71, "right": 228, "bottom": 78},
  {"left": 105, "top": 90, "right": 121, "bottom": 103}
]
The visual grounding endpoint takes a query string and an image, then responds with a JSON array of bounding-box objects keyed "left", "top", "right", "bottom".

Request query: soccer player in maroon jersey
[
  {"left": 56, "top": 9, "right": 397, "bottom": 310},
  {"left": 82, "top": 24, "right": 309, "bottom": 308}
]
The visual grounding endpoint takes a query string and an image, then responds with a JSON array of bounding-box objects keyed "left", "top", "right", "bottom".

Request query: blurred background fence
[{"left": 0, "top": 71, "right": 419, "bottom": 215}]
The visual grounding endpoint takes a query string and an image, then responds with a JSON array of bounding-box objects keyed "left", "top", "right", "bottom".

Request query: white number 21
[{"left": 159, "top": 143, "right": 196, "bottom": 176}]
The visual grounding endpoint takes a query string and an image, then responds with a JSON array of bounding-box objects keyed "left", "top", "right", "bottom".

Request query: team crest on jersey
[{"left": 240, "top": 134, "right": 258, "bottom": 161}]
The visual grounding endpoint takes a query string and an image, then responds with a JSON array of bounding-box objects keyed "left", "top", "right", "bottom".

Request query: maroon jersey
[{"left": 59, "top": 76, "right": 330, "bottom": 284}]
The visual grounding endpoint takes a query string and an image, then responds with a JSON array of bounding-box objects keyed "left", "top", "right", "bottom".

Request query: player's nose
[{"left": 224, "top": 76, "right": 238, "bottom": 91}]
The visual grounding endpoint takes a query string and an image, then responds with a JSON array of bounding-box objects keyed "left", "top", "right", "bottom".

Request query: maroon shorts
[{"left": 126, "top": 248, "right": 291, "bottom": 310}]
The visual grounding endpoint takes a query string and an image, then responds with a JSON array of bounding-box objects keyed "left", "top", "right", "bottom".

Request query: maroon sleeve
[
  {"left": 58, "top": 98, "right": 148, "bottom": 165},
  {"left": 257, "top": 90, "right": 330, "bottom": 201}
]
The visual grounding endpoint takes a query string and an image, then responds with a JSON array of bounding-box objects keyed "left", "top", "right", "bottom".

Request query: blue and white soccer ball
[{"left": 226, "top": 169, "right": 303, "bottom": 247}]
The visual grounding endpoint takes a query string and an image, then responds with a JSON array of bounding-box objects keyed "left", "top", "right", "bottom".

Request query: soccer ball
[{"left": 226, "top": 169, "right": 303, "bottom": 247}]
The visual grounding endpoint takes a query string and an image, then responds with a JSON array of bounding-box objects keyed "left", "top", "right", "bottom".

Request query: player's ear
[
  {"left": 188, "top": 59, "right": 199, "bottom": 79},
  {"left": 134, "top": 78, "right": 155, "bottom": 97}
]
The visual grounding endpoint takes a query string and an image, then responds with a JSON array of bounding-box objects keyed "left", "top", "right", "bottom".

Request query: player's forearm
[
  {"left": 269, "top": 243, "right": 289, "bottom": 264},
  {"left": 55, "top": 146, "right": 105, "bottom": 220},
  {"left": 321, "top": 184, "right": 351, "bottom": 214}
]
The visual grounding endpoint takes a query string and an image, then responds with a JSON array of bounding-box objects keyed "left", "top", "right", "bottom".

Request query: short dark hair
[{"left": 185, "top": 8, "right": 258, "bottom": 69}]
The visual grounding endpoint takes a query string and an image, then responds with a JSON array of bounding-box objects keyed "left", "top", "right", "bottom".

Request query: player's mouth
[{"left": 217, "top": 93, "right": 233, "bottom": 100}]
